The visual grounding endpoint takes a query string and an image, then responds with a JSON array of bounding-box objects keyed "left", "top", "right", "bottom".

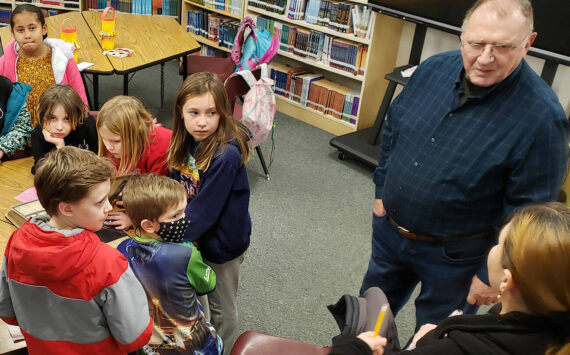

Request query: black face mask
[{"left": 156, "top": 216, "right": 190, "bottom": 243}]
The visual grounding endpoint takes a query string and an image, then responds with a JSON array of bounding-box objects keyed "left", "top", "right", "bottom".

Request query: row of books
[
  {"left": 255, "top": 16, "right": 367, "bottom": 75},
  {"left": 16, "top": 0, "right": 81, "bottom": 9},
  {"left": 248, "top": 0, "right": 374, "bottom": 39},
  {"left": 88, "top": 0, "right": 178, "bottom": 16},
  {"left": 187, "top": 0, "right": 242, "bottom": 16},
  {"left": 270, "top": 62, "right": 360, "bottom": 124},
  {"left": 186, "top": 10, "right": 239, "bottom": 48},
  {"left": 0, "top": 6, "right": 10, "bottom": 27}
]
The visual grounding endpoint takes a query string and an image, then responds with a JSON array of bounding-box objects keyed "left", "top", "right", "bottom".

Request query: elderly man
[{"left": 360, "top": 0, "right": 569, "bottom": 331}]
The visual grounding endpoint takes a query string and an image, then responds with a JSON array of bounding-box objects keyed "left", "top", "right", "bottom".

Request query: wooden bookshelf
[
  {"left": 193, "top": 34, "right": 232, "bottom": 52},
  {"left": 246, "top": 1, "right": 404, "bottom": 134},
  {"left": 180, "top": 0, "right": 244, "bottom": 54},
  {"left": 248, "top": 6, "right": 370, "bottom": 45}
]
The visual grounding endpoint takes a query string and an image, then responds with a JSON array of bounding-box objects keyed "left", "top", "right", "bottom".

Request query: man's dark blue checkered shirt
[{"left": 375, "top": 50, "right": 569, "bottom": 237}]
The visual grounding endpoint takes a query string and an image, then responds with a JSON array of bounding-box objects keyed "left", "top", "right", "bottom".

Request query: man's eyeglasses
[{"left": 461, "top": 37, "right": 528, "bottom": 56}]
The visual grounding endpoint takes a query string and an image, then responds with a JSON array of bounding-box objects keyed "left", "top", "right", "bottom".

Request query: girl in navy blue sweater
[{"left": 167, "top": 72, "right": 251, "bottom": 354}]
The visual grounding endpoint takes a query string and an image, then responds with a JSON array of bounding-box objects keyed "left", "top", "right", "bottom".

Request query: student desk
[
  {"left": 81, "top": 11, "right": 200, "bottom": 110},
  {"left": 0, "top": 12, "right": 115, "bottom": 110}
]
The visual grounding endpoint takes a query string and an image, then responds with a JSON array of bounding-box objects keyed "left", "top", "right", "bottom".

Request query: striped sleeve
[
  {"left": 0, "top": 258, "right": 17, "bottom": 325},
  {"left": 98, "top": 266, "right": 152, "bottom": 352}
]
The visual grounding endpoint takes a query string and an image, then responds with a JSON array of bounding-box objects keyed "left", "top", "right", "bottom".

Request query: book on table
[
  {"left": 5, "top": 200, "right": 128, "bottom": 243},
  {"left": 5, "top": 200, "right": 45, "bottom": 228}
]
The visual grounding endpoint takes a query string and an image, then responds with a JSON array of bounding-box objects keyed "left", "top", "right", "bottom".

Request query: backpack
[
  {"left": 231, "top": 17, "right": 279, "bottom": 72},
  {"left": 327, "top": 287, "right": 400, "bottom": 352},
  {"left": 228, "top": 64, "right": 276, "bottom": 148}
]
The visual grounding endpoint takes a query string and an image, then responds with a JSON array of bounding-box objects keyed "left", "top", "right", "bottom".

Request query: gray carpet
[{"left": 94, "top": 60, "right": 418, "bottom": 347}]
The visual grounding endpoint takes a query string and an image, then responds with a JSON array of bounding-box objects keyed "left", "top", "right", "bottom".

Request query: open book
[{"left": 5, "top": 200, "right": 45, "bottom": 228}]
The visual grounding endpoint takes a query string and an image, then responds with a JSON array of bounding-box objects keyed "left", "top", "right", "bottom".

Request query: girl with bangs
[
  {"left": 167, "top": 72, "right": 251, "bottom": 354},
  {"left": 96, "top": 95, "right": 172, "bottom": 230}
]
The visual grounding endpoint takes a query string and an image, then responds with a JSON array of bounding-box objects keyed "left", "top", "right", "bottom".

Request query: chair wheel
[{"left": 338, "top": 151, "right": 347, "bottom": 160}]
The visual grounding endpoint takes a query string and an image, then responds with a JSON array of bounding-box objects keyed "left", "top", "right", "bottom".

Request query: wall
[{"left": 393, "top": 22, "right": 570, "bottom": 116}]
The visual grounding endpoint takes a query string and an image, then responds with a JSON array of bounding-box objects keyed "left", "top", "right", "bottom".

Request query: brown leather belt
[{"left": 389, "top": 217, "right": 492, "bottom": 243}]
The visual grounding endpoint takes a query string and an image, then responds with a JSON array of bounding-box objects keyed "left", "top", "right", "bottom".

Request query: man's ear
[
  {"left": 140, "top": 219, "right": 159, "bottom": 234},
  {"left": 500, "top": 269, "right": 515, "bottom": 294},
  {"left": 524, "top": 32, "right": 537, "bottom": 51},
  {"left": 58, "top": 202, "right": 73, "bottom": 217}
]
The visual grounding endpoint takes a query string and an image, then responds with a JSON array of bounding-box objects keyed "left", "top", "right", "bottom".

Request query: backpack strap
[
  {"left": 231, "top": 17, "right": 256, "bottom": 67},
  {"left": 259, "top": 63, "right": 269, "bottom": 79},
  {"left": 234, "top": 69, "right": 258, "bottom": 88}
]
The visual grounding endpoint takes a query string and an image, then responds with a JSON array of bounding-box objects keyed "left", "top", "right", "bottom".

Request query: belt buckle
[{"left": 397, "top": 225, "right": 410, "bottom": 233}]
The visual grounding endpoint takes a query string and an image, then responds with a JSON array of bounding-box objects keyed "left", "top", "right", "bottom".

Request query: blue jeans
[{"left": 360, "top": 214, "right": 495, "bottom": 331}]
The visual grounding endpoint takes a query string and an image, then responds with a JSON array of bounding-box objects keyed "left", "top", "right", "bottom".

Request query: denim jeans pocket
[{"left": 441, "top": 238, "right": 491, "bottom": 264}]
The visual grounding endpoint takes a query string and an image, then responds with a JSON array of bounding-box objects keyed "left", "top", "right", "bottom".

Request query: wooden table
[
  {"left": 81, "top": 11, "right": 200, "bottom": 110},
  {"left": 0, "top": 12, "right": 115, "bottom": 110},
  {"left": 1, "top": 12, "right": 200, "bottom": 110}
]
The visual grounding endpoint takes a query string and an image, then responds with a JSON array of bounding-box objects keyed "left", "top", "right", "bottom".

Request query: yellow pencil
[{"left": 373, "top": 304, "right": 388, "bottom": 337}]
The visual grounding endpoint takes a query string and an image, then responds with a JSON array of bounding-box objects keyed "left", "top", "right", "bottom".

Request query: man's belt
[{"left": 389, "top": 217, "right": 492, "bottom": 243}]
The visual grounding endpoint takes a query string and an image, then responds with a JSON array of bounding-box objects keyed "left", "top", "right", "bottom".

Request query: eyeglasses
[{"left": 461, "top": 36, "right": 528, "bottom": 57}]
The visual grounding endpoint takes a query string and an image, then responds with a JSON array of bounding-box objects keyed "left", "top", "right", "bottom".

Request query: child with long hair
[
  {"left": 0, "top": 4, "right": 87, "bottom": 129},
  {"left": 167, "top": 72, "right": 251, "bottom": 354},
  {"left": 31, "top": 84, "right": 97, "bottom": 174},
  {"left": 97, "top": 95, "right": 172, "bottom": 230}
]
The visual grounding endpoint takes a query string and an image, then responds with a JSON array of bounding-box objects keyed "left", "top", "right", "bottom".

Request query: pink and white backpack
[
  {"left": 231, "top": 17, "right": 279, "bottom": 72},
  {"left": 228, "top": 64, "right": 276, "bottom": 148}
]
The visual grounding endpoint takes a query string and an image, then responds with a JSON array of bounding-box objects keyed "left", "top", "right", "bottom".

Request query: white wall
[{"left": 394, "top": 22, "right": 570, "bottom": 116}]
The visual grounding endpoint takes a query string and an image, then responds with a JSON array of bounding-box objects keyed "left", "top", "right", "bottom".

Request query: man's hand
[
  {"left": 42, "top": 129, "right": 65, "bottom": 149},
  {"left": 467, "top": 275, "right": 498, "bottom": 306},
  {"left": 357, "top": 331, "right": 386, "bottom": 355},
  {"left": 374, "top": 199, "right": 386, "bottom": 217}
]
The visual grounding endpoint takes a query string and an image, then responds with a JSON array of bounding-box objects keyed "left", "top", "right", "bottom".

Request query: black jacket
[{"left": 330, "top": 312, "right": 566, "bottom": 355}]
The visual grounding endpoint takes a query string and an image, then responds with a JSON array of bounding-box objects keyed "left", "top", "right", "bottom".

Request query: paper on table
[
  {"left": 77, "top": 62, "right": 94, "bottom": 71},
  {"left": 15, "top": 187, "right": 37, "bottom": 203}
]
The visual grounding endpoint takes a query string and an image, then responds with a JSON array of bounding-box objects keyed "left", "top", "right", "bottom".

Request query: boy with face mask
[{"left": 118, "top": 173, "right": 221, "bottom": 354}]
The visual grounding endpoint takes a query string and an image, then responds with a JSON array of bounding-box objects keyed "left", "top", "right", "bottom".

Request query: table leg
[
  {"left": 81, "top": 73, "right": 93, "bottom": 110},
  {"left": 182, "top": 55, "right": 188, "bottom": 80},
  {"left": 123, "top": 75, "right": 129, "bottom": 96},
  {"left": 160, "top": 62, "right": 165, "bottom": 112},
  {"left": 93, "top": 74, "right": 99, "bottom": 110}
]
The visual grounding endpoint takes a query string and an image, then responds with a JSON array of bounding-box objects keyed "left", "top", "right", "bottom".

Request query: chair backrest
[
  {"left": 224, "top": 67, "right": 261, "bottom": 109},
  {"left": 230, "top": 331, "right": 332, "bottom": 355},
  {"left": 185, "top": 55, "right": 236, "bottom": 83}
]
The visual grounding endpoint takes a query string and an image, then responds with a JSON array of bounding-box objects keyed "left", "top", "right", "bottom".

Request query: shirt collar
[{"left": 455, "top": 59, "right": 525, "bottom": 99}]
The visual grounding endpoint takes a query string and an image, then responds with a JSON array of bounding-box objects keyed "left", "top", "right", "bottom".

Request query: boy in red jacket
[{"left": 0, "top": 146, "right": 152, "bottom": 354}]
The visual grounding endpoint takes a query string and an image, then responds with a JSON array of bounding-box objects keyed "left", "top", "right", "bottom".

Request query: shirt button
[
  {"left": 448, "top": 113, "right": 453, "bottom": 118},
  {"left": 430, "top": 137, "right": 435, "bottom": 143},
  {"left": 414, "top": 162, "right": 419, "bottom": 167},
  {"left": 399, "top": 186, "right": 403, "bottom": 190}
]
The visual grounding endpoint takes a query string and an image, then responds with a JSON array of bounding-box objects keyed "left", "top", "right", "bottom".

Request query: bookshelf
[
  {"left": 181, "top": 0, "right": 244, "bottom": 55},
  {"left": 246, "top": 2, "right": 403, "bottom": 136},
  {"left": 87, "top": 0, "right": 178, "bottom": 16},
  {"left": 0, "top": 0, "right": 84, "bottom": 27}
]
